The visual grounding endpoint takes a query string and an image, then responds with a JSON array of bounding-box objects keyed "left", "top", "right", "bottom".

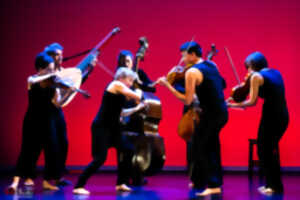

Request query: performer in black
[
  {"left": 116, "top": 50, "right": 156, "bottom": 186},
  {"left": 7, "top": 52, "right": 68, "bottom": 193},
  {"left": 44, "top": 42, "right": 97, "bottom": 186},
  {"left": 73, "top": 67, "right": 146, "bottom": 195},
  {"left": 44, "top": 43, "right": 70, "bottom": 186},
  {"left": 157, "top": 41, "right": 228, "bottom": 196},
  {"left": 117, "top": 50, "right": 156, "bottom": 92},
  {"left": 227, "top": 52, "right": 289, "bottom": 195}
]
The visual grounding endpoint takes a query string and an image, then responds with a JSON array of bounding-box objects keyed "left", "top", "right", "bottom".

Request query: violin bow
[
  {"left": 224, "top": 47, "right": 241, "bottom": 84},
  {"left": 96, "top": 60, "right": 115, "bottom": 77}
]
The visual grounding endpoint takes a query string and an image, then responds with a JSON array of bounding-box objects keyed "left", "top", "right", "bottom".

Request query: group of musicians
[{"left": 6, "top": 38, "right": 289, "bottom": 197}]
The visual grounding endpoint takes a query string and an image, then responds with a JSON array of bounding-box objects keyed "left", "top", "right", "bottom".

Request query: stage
[
  {"left": 0, "top": 172, "right": 299, "bottom": 200},
  {"left": 1, "top": 0, "right": 300, "bottom": 199}
]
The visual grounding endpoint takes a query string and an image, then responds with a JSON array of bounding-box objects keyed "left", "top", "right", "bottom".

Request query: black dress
[
  {"left": 15, "top": 83, "right": 61, "bottom": 180},
  {"left": 190, "top": 61, "right": 228, "bottom": 189},
  {"left": 75, "top": 90, "right": 135, "bottom": 188},
  {"left": 257, "top": 68, "right": 289, "bottom": 192}
]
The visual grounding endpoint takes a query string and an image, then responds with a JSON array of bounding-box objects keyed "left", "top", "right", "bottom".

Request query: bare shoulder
[
  {"left": 107, "top": 80, "right": 126, "bottom": 93},
  {"left": 113, "top": 80, "right": 126, "bottom": 88},
  {"left": 251, "top": 72, "right": 264, "bottom": 85},
  {"left": 27, "top": 74, "right": 36, "bottom": 83},
  {"left": 186, "top": 67, "right": 201, "bottom": 76},
  {"left": 185, "top": 67, "right": 202, "bottom": 80}
]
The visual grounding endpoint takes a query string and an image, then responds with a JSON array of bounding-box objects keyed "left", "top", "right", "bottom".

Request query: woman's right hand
[{"left": 136, "top": 102, "right": 148, "bottom": 111}]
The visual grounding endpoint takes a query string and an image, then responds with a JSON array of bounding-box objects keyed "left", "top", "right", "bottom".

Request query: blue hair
[
  {"left": 244, "top": 52, "right": 268, "bottom": 71},
  {"left": 44, "top": 42, "right": 64, "bottom": 55},
  {"left": 180, "top": 41, "right": 202, "bottom": 57},
  {"left": 35, "top": 52, "right": 54, "bottom": 71},
  {"left": 117, "top": 50, "right": 134, "bottom": 69}
]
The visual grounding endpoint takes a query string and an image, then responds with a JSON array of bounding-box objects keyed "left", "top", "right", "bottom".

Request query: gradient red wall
[{"left": 1, "top": 0, "right": 299, "bottom": 167}]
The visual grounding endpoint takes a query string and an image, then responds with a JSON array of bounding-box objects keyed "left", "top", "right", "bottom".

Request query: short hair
[
  {"left": 117, "top": 50, "right": 134, "bottom": 69},
  {"left": 35, "top": 52, "right": 54, "bottom": 71},
  {"left": 180, "top": 41, "right": 202, "bottom": 57},
  {"left": 44, "top": 42, "right": 64, "bottom": 55},
  {"left": 244, "top": 52, "right": 268, "bottom": 71},
  {"left": 114, "top": 67, "right": 137, "bottom": 80}
]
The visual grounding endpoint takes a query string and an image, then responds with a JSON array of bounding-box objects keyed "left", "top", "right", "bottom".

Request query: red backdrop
[{"left": 1, "top": 0, "right": 299, "bottom": 167}]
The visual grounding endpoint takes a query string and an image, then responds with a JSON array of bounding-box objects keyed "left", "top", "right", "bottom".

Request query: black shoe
[
  {"left": 56, "top": 179, "right": 72, "bottom": 186},
  {"left": 132, "top": 178, "right": 148, "bottom": 186}
]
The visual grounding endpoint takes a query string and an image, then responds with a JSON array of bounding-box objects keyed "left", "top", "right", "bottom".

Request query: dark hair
[
  {"left": 116, "top": 50, "right": 134, "bottom": 70},
  {"left": 44, "top": 42, "right": 64, "bottom": 55},
  {"left": 35, "top": 52, "right": 54, "bottom": 71},
  {"left": 180, "top": 41, "right": 202, "bottom": 57},
  {"left": 244, "top": 52, "right": 268, "bottom": 71}
]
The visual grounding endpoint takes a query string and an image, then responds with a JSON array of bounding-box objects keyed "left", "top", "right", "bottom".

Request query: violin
[
  {"left": 166, "top": 65, "right": 190, "bottom": 86},
  {"left": 230, "top": 72, "right": 252, "bottom": 102},
  {"left": 40, "top": 70, "right": 91, "bottom": 98},
  {"left": 166, "top": 43, "right": 218, "bottom": 86},
  {"left": 224, "top": 47, "right": 251, "bottom": 103}
]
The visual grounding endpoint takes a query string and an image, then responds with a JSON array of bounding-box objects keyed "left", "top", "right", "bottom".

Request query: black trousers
[
  {"left": 190, "top": 111, "right": 228, "bottom": 189},
  {"left": 75, "top": 123, "right": 134, "bottom": 188},
  {"left": 118, "top": 133, "right": 145, "bottom": 186},
  {"left": 257, "top": 112, "right": 289, "bottom": 192},
  {"left": 55, "top": 108, "right": 68, "bottom": 177},
  {"left": 16, "top": 116, "right": 62, "bottom": 180}
]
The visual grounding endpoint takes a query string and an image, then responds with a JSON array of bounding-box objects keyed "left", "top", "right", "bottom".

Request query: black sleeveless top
[
  {"left": 258, "top": 69, "right": 288, "bottom": 118},
  {"left": 192, "top": 61, "right": 227, "bottom": 115},
  {"left": 26, "top": 83, "right": 57, "bottom": 117},
  {"left": 23, "top": 83, "right": 58, "bottom": 138},
  {"left": 93, "top": 90, "right": 126, "bottom": 128}
]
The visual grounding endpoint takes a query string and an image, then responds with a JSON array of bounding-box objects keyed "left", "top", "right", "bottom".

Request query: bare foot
[
  {"left": 24, "top": 178, "right": 34, "bottom": 186},
  {"left": 258, "top": 186, "right": 274, "bottom": 196},
  {"left": 6, "top": 185, "right": 17, "bottom": 194},
  {"left": 196, "top": 188, "right": 222, "bottom": 196},
  {"left": 188, "top": 182, "right": 194, "bottom": 189},
  {"left": 116, "top": 184, "right": 132, "bottom": 192},
  {"left": 6, "top": 176, "right": 20, "bottom": 194},
  {"left": 43, "top": 180, "right": 59, "bottom": 191},
  {"left": 73, "top": 187, "right": 90, "bottom": 195},
  {"left": 258, "top": 186, "right": 266, "bottom": 193}
]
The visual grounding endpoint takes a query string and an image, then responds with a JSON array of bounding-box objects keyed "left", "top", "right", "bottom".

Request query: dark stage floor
[{"left": 0, "top": 172, "right": 299, "bottom": 200}]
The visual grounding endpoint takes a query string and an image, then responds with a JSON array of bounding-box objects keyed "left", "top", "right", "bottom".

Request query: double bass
[{"left": 122, "top": 37, "right": 165, "bottom": 176}]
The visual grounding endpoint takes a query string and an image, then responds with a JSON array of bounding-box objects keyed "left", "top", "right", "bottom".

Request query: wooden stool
[{"left": 248, "top": 139, "right": 259, "bottom": 176}]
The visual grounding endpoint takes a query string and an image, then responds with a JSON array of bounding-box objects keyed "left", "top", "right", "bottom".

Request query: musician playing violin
[
  {"left": 157, "top": 41, "right": 228, "bottom": 196},
  {"left": 44, "top": 43, "right": 73, "bottom": 186},
  {"left": 227, "top": 52, "right": 289, "bottom": 195},
  {"left": 44, "top": 43, "right": 97, "bottom": 186},
  {"left": 7, "top": 52, "right": 73, "bottom": 193}
]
